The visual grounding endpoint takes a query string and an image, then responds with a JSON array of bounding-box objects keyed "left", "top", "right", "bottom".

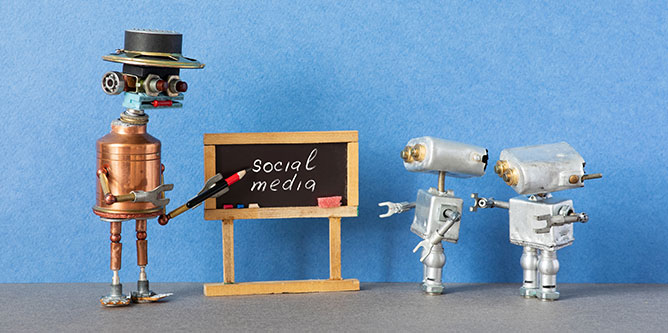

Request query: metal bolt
[{"left": 411, "top": 144, "right": 426, "bottom": 162}]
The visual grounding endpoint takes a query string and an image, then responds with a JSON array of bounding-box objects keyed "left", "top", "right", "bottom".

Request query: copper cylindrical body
[{"left": 93, "top": 120, "right": 162, "bottom": 219}]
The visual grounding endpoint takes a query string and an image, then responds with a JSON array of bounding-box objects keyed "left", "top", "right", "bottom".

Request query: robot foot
[
  {"left": 536, "top": 288, "right": 560, "bottom": 301},
  {"left": 421, "top": 281, "right": 444, "bottom": 295},
  {"left": 100, "top": 284, "right": 131, "bottom": 307},
  {"left": 131, "top": 280, "right": 172, "bottom": 303},
  {"left": 519, "top": 286, "right": 537, "bottom": 298},
  {"left": 100, "top": 294, "right": 131, "bottom": 307},
  {"left": 131, "top": 291, "right": 172, "bottom": 303}
]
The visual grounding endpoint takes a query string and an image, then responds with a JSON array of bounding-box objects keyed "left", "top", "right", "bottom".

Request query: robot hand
[
  {"left": 131, "top": 184, "right": 174, "bottom": 208},
  {"left": 534, "top": 212, "right": 588, "bottom": 233},
  {"left": 469, "top": 193, "right": 509, "bottom": 211},
  {"left": 413, "top": 239, "right": 434, "bottom": 262},
  {"left": 412, "top": 211, "right": 460, "bottom": 262},
  {"left": 378, "top": 201, "right": 416, "bottom": 218}
]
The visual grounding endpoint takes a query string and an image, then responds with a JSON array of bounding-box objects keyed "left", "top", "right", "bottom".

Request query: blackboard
[{"left": 203, "top": 131, "right": 359, "bottom": 220}]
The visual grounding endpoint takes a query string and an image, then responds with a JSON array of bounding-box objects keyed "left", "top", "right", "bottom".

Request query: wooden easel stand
[{"left": 203, "top": 217, "right": 359, "bottom": 296}]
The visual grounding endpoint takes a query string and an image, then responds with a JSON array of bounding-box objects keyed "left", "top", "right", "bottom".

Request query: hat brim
[{"left": 102, "top": 52, "right": 204, "bottom": 69}]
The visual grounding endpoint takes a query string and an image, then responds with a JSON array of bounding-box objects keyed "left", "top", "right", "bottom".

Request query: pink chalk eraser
[
  {"left": 317, "top": 196, "right": 342, "bottom": 208},
  {"left": 223, "top": 204, "right": 234, "bottom": 209}
]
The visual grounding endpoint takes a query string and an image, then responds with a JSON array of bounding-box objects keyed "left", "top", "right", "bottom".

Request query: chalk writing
[{"left": 250, "top": 148, "right": 318, "bottom": 192}]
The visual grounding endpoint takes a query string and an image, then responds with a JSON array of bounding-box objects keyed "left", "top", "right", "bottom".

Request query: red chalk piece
[
  {"left": 223, "top": 204, "right": 234, "bottom": 209},
  {"left": 317, "top": 196, "right": 342, "bottom": 208}
]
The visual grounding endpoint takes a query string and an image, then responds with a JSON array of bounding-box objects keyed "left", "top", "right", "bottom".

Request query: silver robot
[
  {"left": 379, "top": 137, "right": 488, "bottom": 294},
  {"left": 470, "top": 142, "right": 601, "bottom": 301}
]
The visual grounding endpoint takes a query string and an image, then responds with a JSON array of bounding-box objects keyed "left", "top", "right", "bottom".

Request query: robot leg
[
  {"left": 421, "top": 243, "right": 446, "bottom": 295},
  {"left": 519, "top": 246, "right": 538, "bottom": 298},
  {"left": 100, "top": 221, "right": 131, "bottom": 306},
  {"left": 536, "top": 249, "right": 560, "bottom": 301},
  {"left": 131, "top": 219, "right": 172, "bottom": 303}
]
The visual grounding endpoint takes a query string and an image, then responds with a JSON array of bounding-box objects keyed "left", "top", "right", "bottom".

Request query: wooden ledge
[
  {"left": 204, "top": 206, "right": 358, "bottom": 220},
  {"left": 204, "top": 279, "right": 360, "bottom": 296}
]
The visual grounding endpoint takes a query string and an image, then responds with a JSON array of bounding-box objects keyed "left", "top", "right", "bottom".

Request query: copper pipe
[
  {"left": 110, "top": 221, "right": 123, "bottom": 271},
  {"left": 136, "top": 240, "right": 148, "bottom": 266},
  {"left": 168, "top": 204, "right": 189, "bottom": 219},
  {"left": 110, "top": 221, "right": 122, "bottom": 236},
  {"left": 135, "top": 219, "right": 148, "bottom": 266},
  {"left": 110, "top": 243, "right": 122, "bottom": 271},
  {"left": 115, "top": 193, "right": 135, "bottom": 202},
  {"left": 97, "top": 168, "right": 111, "bottom": 196},
  {"left": 135, "top": 219, "right": 147, "bottom": 233}
]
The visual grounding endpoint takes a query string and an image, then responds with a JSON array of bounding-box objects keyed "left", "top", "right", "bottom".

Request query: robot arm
[
  {"left": 412, "top": 209, "right": 461, "bottom": 262},
  {"left": 378, "top": 201, "right": 416, "bottom": 218},
  {"left": 534, "top": 211, "right": 588, "bottom": 234},
  {"left": 469, "top": 193, "right": 509, "bottom": 212},
  {"left": 97, "top": 167, "right": 173, "bottom": 207}
]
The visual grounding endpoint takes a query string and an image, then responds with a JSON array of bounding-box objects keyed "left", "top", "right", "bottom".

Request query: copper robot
[{"left": 94, "top": 29, "right": 204, "bottom": 306}]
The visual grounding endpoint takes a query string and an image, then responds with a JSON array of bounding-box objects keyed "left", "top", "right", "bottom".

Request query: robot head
[
  {"left": 400, "top": 136, "right": 488, "bottom": 178},
  {"left": 494, "top": 142, "right": 600, "bottom": 195},
  {"left": 100, "top": 29, "right": 204, "bottom": 109}
]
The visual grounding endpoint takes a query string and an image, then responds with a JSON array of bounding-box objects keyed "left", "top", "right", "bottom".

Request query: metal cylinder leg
[
  {"left": 537, "top": 250, "right": 560, "bottom": 301},
  {"left": 421, "top": 243, "right": 446, "bottom": 295},
  {"left": 110, "top": 271, "right": 122, "bottom": 296},
  {"left": 132, "top": 219, "right": 153, "bottom": 302},
  {"left": 136, "top": 219, "right": 148, "bottom": 268},
  {"left": 130, "top": 219, "right": 172, "bottom": 303},
  {"left": 136, "top": 220, "right": 150, "bottom": 295},
  {"left": 100, "top": 221, "right": 130, "bottom": 306},
  {"left": 110, "top": 222, "right": 122, "bottom": 271},
  {"left": 519, "top": 247, "right": 538, "bottom": 298}
]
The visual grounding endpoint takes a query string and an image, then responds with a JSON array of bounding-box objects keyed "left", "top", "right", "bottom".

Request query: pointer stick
[{"left": 158, "top": 168, "right": 249, "bottom": 225}]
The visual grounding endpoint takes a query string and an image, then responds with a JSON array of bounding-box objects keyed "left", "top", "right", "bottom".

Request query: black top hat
[{"left": 102, "top": 29, "right": 204, "bottom": 69}]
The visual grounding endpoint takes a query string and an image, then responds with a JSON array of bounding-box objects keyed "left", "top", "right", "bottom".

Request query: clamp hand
[
  {"left": 470, "top": 193, "right": 491, "bottom": 211},
  {"left": 378, "top": 201, "right": 416, "bottom": 218},
  {"left": 132, "top": 184, "right": 174, "bottom": 208},
  {"left": 534, "top": 212, "right": 588, "bottom": 233},
  {"left": 97, "top": 166, "right": 173, "bottom": 207},
  {"left": 412, "top": 209, "right": 460, "bottom": 262},
  {"left": 469, "top": 193, "right": 509, "bottom": 211},
  {"left": 413, "top": 239, "right": 434, "bottom": 262}
]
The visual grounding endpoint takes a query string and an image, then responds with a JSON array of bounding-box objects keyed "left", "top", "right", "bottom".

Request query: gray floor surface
[{"left": 0, "top": 282, "right": 665, "bottom": 332}]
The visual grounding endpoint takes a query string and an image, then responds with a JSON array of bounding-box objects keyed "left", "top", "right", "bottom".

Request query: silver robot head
[
  {"left": 494, "top": 142, "right": 600, "bottom": 195},
  {"left": 400, "top": 137, "right": 488, "bottom": 178}
]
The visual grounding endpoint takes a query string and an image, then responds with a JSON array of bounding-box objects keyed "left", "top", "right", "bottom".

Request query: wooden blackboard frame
[
  {"left": 201, "top": 130, "right": 360, "bottom": 296},
  {"left": 203, "top": 131, "right": 359, "bottom": 220}
]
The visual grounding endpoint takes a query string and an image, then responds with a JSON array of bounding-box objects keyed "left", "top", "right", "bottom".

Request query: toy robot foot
[
  {"left": 421, "top": 282, "right": 444, "bottom": 295},
  {"left": 131, "top": 290, "right": 173, "bottom": 303},
  {"left": 100, "top": 294, "right": 131, "bottom": 307},
  {"left": 536, "top": 289, "right": 560, "bottom": 301},
  {"left": 519, "top": 286, "right": 537, "bottom": 298}
]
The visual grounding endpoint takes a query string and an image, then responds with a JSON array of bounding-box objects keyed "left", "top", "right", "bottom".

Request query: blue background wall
[{"left": 1, "top": 1, "right": 666, "bottom": 284}]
